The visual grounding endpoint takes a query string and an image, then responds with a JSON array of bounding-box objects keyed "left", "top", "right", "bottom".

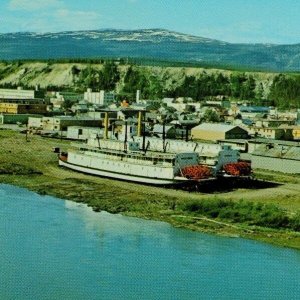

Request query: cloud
[
  {"left": 10, "top": 8, "right": 102, "bottom": 33},
  {"left": 53, "top": 9, "right": 101, "bottom": 31},
  {"left": 56, "top": 9, "right": 99, "bottom": 20},
  {"left": 4, "top": 0, "right": 102, "bottom": 33},
  {"left": 8, "top": 0, "right": 63, "bottom": 11}
]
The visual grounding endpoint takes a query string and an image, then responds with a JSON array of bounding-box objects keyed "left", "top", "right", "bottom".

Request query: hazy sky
[{"left": 1, "top": 0, "right": 300, "bottom": 44}]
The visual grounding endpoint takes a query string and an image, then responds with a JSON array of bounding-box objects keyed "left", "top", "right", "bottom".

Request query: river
[{"left": 0, "top": 184, "right": 299, "bottom": 299}]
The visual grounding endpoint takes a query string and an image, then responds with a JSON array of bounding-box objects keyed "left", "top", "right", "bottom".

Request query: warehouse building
[
  {"left": 0, "top": 114, "right": 42, "bottom": 125},
  {"left": 251, "top": 144, "right": 300, "bottom": 174},
  {"left": 66, "top": 126, "right": 102, "bottom": 140},
  {"left": 28, "top": 116, "right": 102, "bottom": 131},
  {"left": 0, "top": 103, "right": 47, "bottom": 114},
  {"left": 0, "top": 87, "right": 43, "bottom": 100},
  {"left": 84, "top": 89, "right": 115, "bottom": 106},
  {"left": 152, "top": 124, "right": 176, "bottom": 139},
  {"left": 191, "top": 123, "right": 248, "bottom": 142}
]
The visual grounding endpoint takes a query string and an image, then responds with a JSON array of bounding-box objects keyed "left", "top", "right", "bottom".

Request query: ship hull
[{"left": 59, "top": 158, "right": 189, "bottom": 186}]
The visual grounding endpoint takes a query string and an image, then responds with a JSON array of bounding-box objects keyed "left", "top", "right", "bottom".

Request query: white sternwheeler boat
[
  {"left": 58, "top": 108, "right": 250, "bottom": 185},
  {"left": 58, "top": 139, "right": 213, "bottom": 186}
]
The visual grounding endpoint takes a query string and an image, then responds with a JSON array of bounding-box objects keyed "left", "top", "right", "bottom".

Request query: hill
[
  {"left": 1, "top": 29, "right": 300, "bottom": 72},
  {"left": 0, "top": 60, "right": 280, "bottom": 105}
]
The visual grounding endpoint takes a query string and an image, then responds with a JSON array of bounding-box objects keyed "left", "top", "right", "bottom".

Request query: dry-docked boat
[
  {"left": 58, "top": 139, "right": 213, "bottom": 186},
  {"left": 58, "top": 108, "right": 251, "bottom": 184}
]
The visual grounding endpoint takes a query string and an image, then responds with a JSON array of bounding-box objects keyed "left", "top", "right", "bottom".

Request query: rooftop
[
  {"left": 252, "top": 144, "right": 300, "bottom": 160},
  {"left": 192, "top": 123, "right": 242, "bottom": 133}
]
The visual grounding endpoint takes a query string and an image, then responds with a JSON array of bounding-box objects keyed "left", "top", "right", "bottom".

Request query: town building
[
  {"left": 203, "top": 98, "right": 230, "bottom": 109},
  {"left": 84, "top": 89, "right": 115, "bottom": 106},
  {"left": 248, "top": 127, "right": 287, "bottom": 140},
  {"left": 30, "top": 116, "right": 102, "bottom": 131},
  {"left": 247, "top": 139, "right": 300, "bottom": 153},
  {"left": 28, "top": 116, "right": 43, "bottom": 129},
  {"left": 1, "top": 114, "right": 42, "bottom": 125},
  {"left": 279, "top": 125, "right": 300, "bottom": 141},
  {"left": 254, "top": 119, "right": 295, "bottom": 128},
  {"left": 0, "top": 87, "right": 43, "bottom": 100},
  {"left": 66, "top": 126, "right": 102, "bottom": 140},
  {"left": 218, "top": 139, "right": 249, "bottom": 152},
  {"left": 152, "top": 124, "right": 176, "bottom": 139},
  {"left": 0, "top": 103, "right": 47, "bottom": 114},
  {"left": 251, "top": 144, "right": 300, "bottom": 174},
  {"left": 191, "top": 123, "right": 248, "bottom": 141}
]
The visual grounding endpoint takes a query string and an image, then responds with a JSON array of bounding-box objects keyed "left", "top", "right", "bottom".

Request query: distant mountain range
[{"left": 1, "top": 29, "right": 300, "bottom": 71}]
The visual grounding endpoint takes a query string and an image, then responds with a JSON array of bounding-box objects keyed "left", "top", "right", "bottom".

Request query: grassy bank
[{"left": 0, "top": 129, "right": 299, "bottom": 249}]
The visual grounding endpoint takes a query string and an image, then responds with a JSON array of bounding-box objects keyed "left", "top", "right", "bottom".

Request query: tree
[
  {"left": 203, "top": 109, "right": 220, "bottom": 122},
  {"left": 122, "top": 66, "right": 146, "bottom": 95},
  {"left": 269, "top": 74, "right": 300, "bottom": 109},
  {"left": 98, "top": 62, "right": 120, "bottom": 91}
]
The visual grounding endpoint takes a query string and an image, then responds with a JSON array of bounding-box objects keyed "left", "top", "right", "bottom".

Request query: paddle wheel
[
  {"left": 181, "top": 165, "right": 212, "bottom": 180},
  {"left": 223, "top": 162, "right": 251, "bottom": 176}
]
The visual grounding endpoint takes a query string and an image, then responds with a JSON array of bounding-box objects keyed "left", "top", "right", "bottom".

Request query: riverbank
[{"left": 0, "top": 129, "right": 299, "bottom": 249}]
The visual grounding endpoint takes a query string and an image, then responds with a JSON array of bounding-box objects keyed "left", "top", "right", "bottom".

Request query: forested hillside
[{"left": 0, "top": 60, "right": 299, "bottom": 108}]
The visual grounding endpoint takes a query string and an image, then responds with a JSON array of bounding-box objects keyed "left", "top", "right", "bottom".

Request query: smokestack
[
  {"left": 137, "top": 111, "right": 142, "bottom": 137},
  {"left": 104, "top": 112, "right": 109, "bottom": 139},
  {"left": 136, "top": 90, "right": 140, "bottom": 104},
  {"left": 185, "top": 126, "right": 189, "bottom": 142},
  {"left": 162, "top": 122, "right": 166, "bottom": 152},
  {"left": 124, "top": 121, "right": 128, "bottom": 152}
]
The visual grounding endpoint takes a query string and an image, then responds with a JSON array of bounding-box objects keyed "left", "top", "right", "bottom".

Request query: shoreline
[
  {"left": 0, "top": 129, "right": 299, "bottom": 250},
  {"left": 1, "top": 176, "right": 299, "bottom": 250}
]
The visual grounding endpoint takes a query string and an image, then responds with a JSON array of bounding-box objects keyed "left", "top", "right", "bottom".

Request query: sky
[{"left": 1, "top": 0, "right": 300, "bottom": 44}]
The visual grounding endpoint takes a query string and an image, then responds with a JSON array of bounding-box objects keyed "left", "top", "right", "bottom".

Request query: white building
[
  {"left": 28, "top": 117, "right": 43, "bottom": 129},
  {"left": 84, "top": 89, "right": 115, "bottom": 106},
  {"left": 67, "top": 126, "right": 102, "bottom": 140},
  {"left": 0, "top": 87, "right": 37, "bottom": 100}
]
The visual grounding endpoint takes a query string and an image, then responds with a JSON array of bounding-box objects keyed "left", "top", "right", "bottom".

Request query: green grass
[{"left": 180, "top": 198, "right": 300, "bottom": 231}]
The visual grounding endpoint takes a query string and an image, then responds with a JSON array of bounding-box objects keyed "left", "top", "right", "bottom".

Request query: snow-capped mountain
[
  {"left": 2, "top": 29, "right": 223, "bottom": 43},
  {"left": 0, "top": 29, "right": 299, "bottom": 71}
]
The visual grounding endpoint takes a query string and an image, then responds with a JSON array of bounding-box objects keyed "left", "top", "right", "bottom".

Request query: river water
[{"left": 0, "top": 184, "right": 299, "bottom": 299}]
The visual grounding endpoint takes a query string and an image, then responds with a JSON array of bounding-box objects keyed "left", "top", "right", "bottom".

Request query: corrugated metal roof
[
  {"left": 248, "top": 139, "right": 300, "bottom": 147},
  {"left": 153, "top": 124, "right": 175, "bottom": 133},
  {"left": 252, "top": 145, "right": 300, "bottom": 160},
  {"left": 47, "top": 116, "right": 101, "bottom": 121},
  {"left": 239, "top": 106, "right": 270, "bottom": 113},
  {"left": 192, "top": 123, "right": 240, "bottom": 133}
]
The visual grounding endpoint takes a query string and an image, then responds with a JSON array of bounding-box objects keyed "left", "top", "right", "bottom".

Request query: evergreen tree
[
  {"left": 98, "top": 62, "right": 120, "bottom": 91},
  {"left": 203, "top": 109, "right": 220, "bottom": 122}
]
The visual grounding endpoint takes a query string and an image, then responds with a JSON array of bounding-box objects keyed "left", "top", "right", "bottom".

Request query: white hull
[{"left": 59, "top": 159, "right": 189, "bottom": 186}]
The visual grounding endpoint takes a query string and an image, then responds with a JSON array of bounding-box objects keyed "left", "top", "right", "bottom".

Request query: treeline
[
  {"left": 74, "top": 62, "right": 120, "bottom": 92},
  {"left": 84, "top": 63, "right": 263, "bottom": 102},
  {"left": 1, "top": 60, "right": 300, "bottom": 108},
  {"left": 268, "top": 74, "right": 300, "bottom": 108},
  {"left": 0, "top": 57, "right": 252, "bottom": 70},
  {"left": 122, "top": 64, "right": 300, "bottom": 107},
  {"left": 168, "top": 73, "right": 257, "bottom": 100}
]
